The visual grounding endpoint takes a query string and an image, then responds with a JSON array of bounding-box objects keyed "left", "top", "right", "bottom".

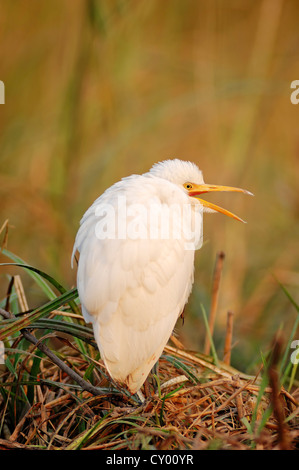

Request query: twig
[
  {"left": 164, "top": 344, "right": 232, "bottom": 379},
  {"left": 0, "top": 219, "right": 10, "bottom": 250},
  {"left": 14, "top": 275, "right": 29, "bottom": 313},
  {"left": 0, "top": 438, "right": 33, "bottom": 450},
  {"left": 204, "top": 251, "right": 225, "bottom": 355},
  {"left": 223, "top": 311, "right": 234, "bottom": 365},
  {"left": 9, "top": 404, "right": 36, "bottom": 442},
  {"left": 160, "top": 375, "right": 188, "bottom": 392},
  {"left": 234, "top": 377, "right": 245, "bottom": 422},
  {"left": 268, "top": 332, "right": 291, "bottom": 450}
]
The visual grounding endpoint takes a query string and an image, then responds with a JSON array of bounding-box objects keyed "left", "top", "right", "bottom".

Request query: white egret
[{"left": 72, "top": 159, "right": 251, "bottom": 394}]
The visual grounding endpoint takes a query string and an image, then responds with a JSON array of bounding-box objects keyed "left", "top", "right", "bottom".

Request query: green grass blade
[
  {"left": 1, "top": 248, "right": 80, "bottom": 314},
  {"left": 29, "top": 318, "right": 95, "bottom": 344},
  {"left": 163, "top": 355, "right": 199, "bottom": 384},
  {"left": 200, "top": 303, "right": 219, "bottom": 367},
  {"left": 1, "top": 249, "right": 57, "bottom": 300},
  {"left": 0, "top": 288, "right": 78, "bottom": 340}
]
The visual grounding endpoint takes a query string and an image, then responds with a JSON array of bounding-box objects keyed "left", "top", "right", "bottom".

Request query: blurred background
[{"left": 0, "top": 0, "right": 299, "bottom": 373}]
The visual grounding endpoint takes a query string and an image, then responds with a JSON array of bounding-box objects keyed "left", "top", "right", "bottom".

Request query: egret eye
[{"left": 184, "top": 183, "right": 193, "bottom": 190}]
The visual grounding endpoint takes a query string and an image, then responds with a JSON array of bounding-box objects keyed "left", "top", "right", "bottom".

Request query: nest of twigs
[{"left": 0, "top": 333, "right": 298, "bottom": 450}]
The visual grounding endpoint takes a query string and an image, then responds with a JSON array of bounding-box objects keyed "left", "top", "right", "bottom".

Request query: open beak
[{"left": 188, "top": 184, "right": 253, "bottom": 223}]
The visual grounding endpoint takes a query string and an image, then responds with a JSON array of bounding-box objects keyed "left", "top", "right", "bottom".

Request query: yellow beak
[{"left": 188, "top": 184, "right": 253, "bottom": 223}]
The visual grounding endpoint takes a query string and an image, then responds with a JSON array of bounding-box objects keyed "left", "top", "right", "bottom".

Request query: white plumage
[{"left": 72, "top": 159, "right": 250, "bottom": 394}]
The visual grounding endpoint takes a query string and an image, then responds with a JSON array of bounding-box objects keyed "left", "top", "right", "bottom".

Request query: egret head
[
  {"left": 149, "top": 158, "right": 204, "bottom": 186},
  {"left": 149, "top": 159, "right": 252, "bottom": 223}
]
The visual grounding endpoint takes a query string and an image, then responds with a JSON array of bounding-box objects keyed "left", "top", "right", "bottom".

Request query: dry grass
[
  {"left": 0, "top": 335, "right": 298, "bottom": 450},
  {"left": 1, "top": 0, "right": 299, "bottom": 364},
  {"left": 0, "top": 251, "right": 298, "bottom": 451}
]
